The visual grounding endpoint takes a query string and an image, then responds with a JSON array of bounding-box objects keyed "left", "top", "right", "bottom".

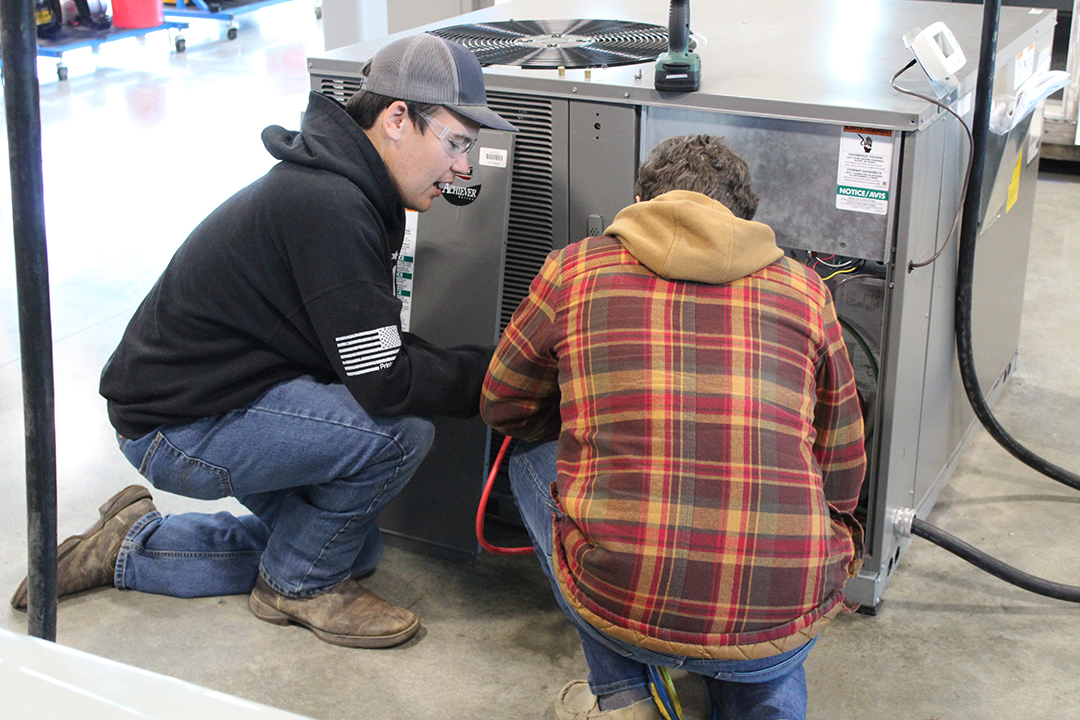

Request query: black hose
[
  {"left": 954, "top": 1, "right": 1080, "bottom": 492},
  {"left": 2, "top": 0, "right": 60, "bottom": 640},
  {"left": 911, "top": 518, "right": 1080, "bottom": 602}
]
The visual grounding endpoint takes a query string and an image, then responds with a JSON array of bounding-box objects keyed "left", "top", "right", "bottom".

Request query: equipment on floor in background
[
  {"left": 35, "top": 0, "right": 63, "bottom": 38},
  {"left": 64, "top": 0, "right": 111, "bottom": 29},
  {"left": 111, "top": 0, "right": 161, "bottom": 30},
  {"left": 309, "top": 0, "right": 1056, "bottom": 611},
  {"left": 24, "top": 0, "right": 188, "bottom": 81},
  {"left": 162, "top": 0, "right": 301, "bottom": 43}
]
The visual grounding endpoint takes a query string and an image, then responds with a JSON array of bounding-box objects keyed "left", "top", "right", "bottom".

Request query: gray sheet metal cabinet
[{"left": 308, "top": 0, "right": 1056, "bottom": 609}]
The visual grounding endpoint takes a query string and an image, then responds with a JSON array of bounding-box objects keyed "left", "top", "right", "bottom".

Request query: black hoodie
[{"left": 100, "top": 92, "right": 492, "bottom": 439}]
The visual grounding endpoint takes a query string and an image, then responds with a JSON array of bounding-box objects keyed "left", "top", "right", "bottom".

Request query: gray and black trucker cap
[{"left": 363, "top": 33, "right": 518, "bottom": 133}]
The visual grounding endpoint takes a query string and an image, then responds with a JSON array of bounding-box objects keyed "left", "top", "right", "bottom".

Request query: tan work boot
[
  {"left": 248, "top": 575, "right": 420, "bottom": 648},
  {"left": 555, "top": 681, "right": 663, "bottom": 720},
  {"left": 10, "top": 485, "right": 156, "bottom": 610}
]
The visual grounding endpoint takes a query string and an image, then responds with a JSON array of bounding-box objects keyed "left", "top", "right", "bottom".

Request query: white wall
[{"left": 323, "top": 0, "right": 495, "bottom": 52}]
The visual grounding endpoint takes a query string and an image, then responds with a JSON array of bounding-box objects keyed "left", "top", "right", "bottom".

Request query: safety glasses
[{"left": 414, "top": 110, "right": 477, "bottom": 157}]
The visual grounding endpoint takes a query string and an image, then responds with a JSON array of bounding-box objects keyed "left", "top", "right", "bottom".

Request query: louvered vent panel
[
  {"left": 483, "top": 92, "right": 558, "bottom": 492},
  {"left": 486, "top": 91, "right": 557, "bottom": 333},
  {"left": 318, "top": 77, "right": 364, "bottom": 104}
]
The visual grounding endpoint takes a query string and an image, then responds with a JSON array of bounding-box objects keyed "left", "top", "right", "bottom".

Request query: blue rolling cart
[
  {"left": 10, "top": 21, "right": 189, "bottom": 81},
  {"left": 163, "top": 0, "right": 299, "bottom": 41}
]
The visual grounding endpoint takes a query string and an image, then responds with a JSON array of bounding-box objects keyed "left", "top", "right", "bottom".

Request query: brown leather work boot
[
  {"left": 248, "top": 575, "right": 420, "bottom": 648},
  {"left": 555, "top": 681, "right": 664, "bottom": 720},
  {"left": 10, "top": 485, "right": 156, "bottom": 610}
]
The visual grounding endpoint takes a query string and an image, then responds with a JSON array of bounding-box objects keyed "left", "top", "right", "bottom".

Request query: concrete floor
[{"left": 2, "top": 4, "right": 1079, "bottom": 718}]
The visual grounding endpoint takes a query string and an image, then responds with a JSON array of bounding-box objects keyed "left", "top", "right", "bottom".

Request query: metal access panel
[
  {"left": 375, "top": 128, "right": 515, "bottom": 563},
  {"left": 308, "top": 0, "right": 1056, "bottom": 605},
  {"left": 641, "top": 109, "right": 895, "bottom": 261}
]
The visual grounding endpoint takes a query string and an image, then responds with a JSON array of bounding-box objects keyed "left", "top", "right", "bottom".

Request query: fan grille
[{"left": 431, "top": 19, "right": 685, "bottom": 69}]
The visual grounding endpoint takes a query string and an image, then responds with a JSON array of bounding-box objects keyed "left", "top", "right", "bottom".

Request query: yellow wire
[
  {"left": 649, "top": 667, "right": 683, "bottom": 720},
  {"left": 649, "top": 685, "right": 675, "bottom": 720},
  {"left": 820, "top": 265, "right": 859, "bottom": 282}
]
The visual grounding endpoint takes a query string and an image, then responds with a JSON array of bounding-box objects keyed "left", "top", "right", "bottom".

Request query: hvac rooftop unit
[{"left": 308, "top": 0, "right": 1055, "bottom": 610}]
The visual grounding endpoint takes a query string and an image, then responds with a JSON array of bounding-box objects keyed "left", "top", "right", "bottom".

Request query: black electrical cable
[
  {"left": 951, "top": 1, "right": 1080, "bottom": 493},
  {"left": 911, "top": 518, "right": 1080, "bottom": 603},
  {"left": 893, "top": 2, "right": 1080, "bottom": 491}
]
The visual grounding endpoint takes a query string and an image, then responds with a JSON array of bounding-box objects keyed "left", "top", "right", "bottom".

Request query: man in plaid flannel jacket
[{"left": 481, "top": 135, "right": 867, "bottom": 720}]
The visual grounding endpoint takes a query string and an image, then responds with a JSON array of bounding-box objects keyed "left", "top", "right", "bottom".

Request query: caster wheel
[
  {"left": 315, "top": 5, "right": 321, "bottom": 18},
  {"left": 175, "top": 37, "right": 186, "bottom": 53},
  {"left": 57, "top": 66, "right": 68, "bottom": 81},
  {"left": 227, "top": 27, "right": 238, "bottom": 40}
]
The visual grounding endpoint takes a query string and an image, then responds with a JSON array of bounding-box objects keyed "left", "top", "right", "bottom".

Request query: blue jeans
[
  {"left": 115, "top": 375, "right": 434, "bottom": 599},
  {"left": 509, "top": 440, "right": 814, "bottom": 720}
]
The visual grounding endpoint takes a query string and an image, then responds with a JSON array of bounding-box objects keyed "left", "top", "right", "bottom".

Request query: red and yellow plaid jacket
[{"left": 482, "top": 191, "right": 866, "bottom": 659}]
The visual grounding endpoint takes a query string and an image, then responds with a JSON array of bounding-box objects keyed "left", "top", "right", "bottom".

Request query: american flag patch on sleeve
[{"left": 336, "top": 325, "right": 402, "bottom": 376}]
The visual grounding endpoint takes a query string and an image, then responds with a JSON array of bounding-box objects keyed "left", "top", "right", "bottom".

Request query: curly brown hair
[{"left": 634, "top": 135, "right": 758, "bottom": 220}]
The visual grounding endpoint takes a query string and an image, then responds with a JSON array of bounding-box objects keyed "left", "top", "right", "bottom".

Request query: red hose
[{"left": 475, "top": 435, "right": 533, "bottom": 555}]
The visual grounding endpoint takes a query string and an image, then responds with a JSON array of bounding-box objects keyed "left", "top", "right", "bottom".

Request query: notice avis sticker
[{"left": 836, "top": 126, "right": 893, "bottom": 215}]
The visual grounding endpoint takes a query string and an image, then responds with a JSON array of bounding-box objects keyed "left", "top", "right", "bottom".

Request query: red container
[{"left": 112, "top": 0, "right": 163, "bottom": 28}]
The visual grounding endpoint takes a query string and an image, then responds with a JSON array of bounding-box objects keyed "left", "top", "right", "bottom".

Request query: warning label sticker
[{"left": 836, "top": 126, "right": 893, "bottom": 215}]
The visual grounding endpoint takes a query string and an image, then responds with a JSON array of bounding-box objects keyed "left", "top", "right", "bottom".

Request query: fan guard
[{"left": 430, "top": 19, "right": 691, "bottom": 69}]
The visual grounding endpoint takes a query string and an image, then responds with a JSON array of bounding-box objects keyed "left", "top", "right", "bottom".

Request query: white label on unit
[
  {"left": 836, "top": 126, "right": 893, "bottom": 215},
  {"left": 478, "top": 147, "right": 508, "bottom": 168},
  {"left": 957, "top": 92, "right": 974, "bottom": 118},
  {"left": 1029, "top": 104, "right": 1043, "bottom": 165},
  {"left": 1037, "top": 46, "right": 1052, "bottom": 76},
  {"left": 1014, "top": 42, "right": 1035, "bottom": 91},
  {"left": 395, "top": 210, "right": 418, "bottom": 332}
]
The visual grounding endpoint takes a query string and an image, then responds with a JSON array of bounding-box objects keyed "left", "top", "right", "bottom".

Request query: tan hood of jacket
[{"left": 605, "top": 190, "right": 783, "bottom": 284}]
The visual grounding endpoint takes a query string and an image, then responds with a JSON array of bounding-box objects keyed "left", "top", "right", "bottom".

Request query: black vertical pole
[{"left": 1, "top": 0, "right": 59, "bottom": 640}]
